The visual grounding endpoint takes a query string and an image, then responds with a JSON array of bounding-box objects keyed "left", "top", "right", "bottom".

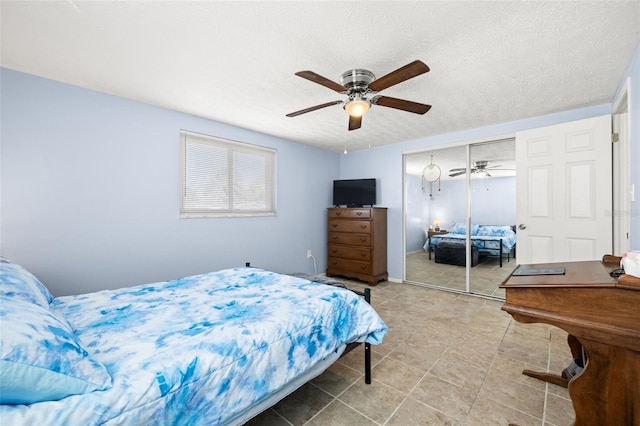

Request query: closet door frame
[{"left": 403, "top": 133, "right": 515, "bottom": 297}]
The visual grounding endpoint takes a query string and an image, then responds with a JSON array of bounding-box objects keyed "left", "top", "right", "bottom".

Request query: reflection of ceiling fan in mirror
[
  {"left": 448, "top": 160, "right": 514, "bottom": 177},
  {"left": 286, "top": 60, "right": 431, "bottom": 131}
]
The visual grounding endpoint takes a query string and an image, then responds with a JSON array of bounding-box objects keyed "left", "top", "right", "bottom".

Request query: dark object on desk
[
  {"left": 512, "top": 266, "right": 565, "bottom": 276},
  {"left": 609, "top": 267, "right": 625, "bottom": 277}
]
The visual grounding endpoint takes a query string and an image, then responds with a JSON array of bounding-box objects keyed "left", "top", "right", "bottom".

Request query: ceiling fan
[
  {"left": 449, "top": 160, "right": 514, "bottom": 177},
  {"left": 286, "top": 60, "right": 431, "bottom": 131}
]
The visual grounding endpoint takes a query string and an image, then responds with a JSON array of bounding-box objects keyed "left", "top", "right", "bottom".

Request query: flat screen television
[{"left": 333, "top": 178, "right": 376, "bottom": 207}]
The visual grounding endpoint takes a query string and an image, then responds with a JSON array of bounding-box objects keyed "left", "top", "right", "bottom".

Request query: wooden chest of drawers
[{"left": 326, "top": 207, "right": 387, "bottom": 285}]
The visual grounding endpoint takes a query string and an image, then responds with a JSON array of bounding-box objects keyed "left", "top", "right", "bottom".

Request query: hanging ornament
[{"left": 421, "top": 154, "right": 441, "bottom": 200}]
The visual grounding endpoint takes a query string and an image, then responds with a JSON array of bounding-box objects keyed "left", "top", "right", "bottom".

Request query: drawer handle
[
  {"left": 356, "top": 212, "right": 363, "bottom": 216},
  {"left": 360, "top": 253, "right": 367, "bottom": 257},
  {"left": 332, "top": 237, "right": 339, "bottom": 241},
  {"left": 360, "top": 238, "right": 367, "bottom": 242},
  {"left": 332, "top": 224, "right": 338, "bottom": 228},
  {"left": 361, "top": 225, "right": 367, "bottom": 229},
  {"left": 335, "top": 212, "right": 342, "bottom": 216},
  {"left": 332, "top": 249, "right": 338, "bottom": 254},
  {"left": 360, "top": 265, "right": 367, "bottom": 270}
]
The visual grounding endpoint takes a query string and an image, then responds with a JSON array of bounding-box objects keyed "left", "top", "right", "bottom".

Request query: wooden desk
[{"left": 500, "top": 258, "right": 640, "bottom": 426}]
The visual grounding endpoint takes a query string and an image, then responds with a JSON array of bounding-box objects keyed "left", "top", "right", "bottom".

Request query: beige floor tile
[
  {"left": 368, "top": 356, "right": 425, "bottom": 393},
  {"left": 271, "top": 383, "right": 334, "bottom": 426},
  {"left": 338, "top": 379, "right": 407, "bottom": 424},
  {"left": 305, "top": 400, "right": 377, "bottom": 426},
  {"left": 310, "top": 361, "right": 363, "bottom": 397},
  {"left": 465, "top": 392, "right": 542, "bottom": 426},
  {"left": 544, "top": 392, "right": 575, "bottom": 426},
  {"left": 410, "top": 373, "right": 477, "bottom": 421},
  {"left": 386, "top": 397, "right": 461, "bottom": 426},
  {"left": 486, "top": 354, "right": 547, "bottom": 391},
  {"left": 243, "top": 280, "right": 579, "bottom": 425},
  {"left": 337, "top": 344, "right": 384, "bottom": 373},
  {"left": 478, "top": 373, "right": 545, "bottom": 418},
  {"left": 387, "top": 339, "right": 447, "bottom": 372},
  {"left": 244, "top": 408, "right": 292, "bottom": 426},
  {"left": 428, "top": 357, "right": 487, "bottom": 391}
]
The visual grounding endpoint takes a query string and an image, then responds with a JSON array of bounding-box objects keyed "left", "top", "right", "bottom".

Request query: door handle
[{"left": 518, "top": 224, "right": 527, "bottom": 230}]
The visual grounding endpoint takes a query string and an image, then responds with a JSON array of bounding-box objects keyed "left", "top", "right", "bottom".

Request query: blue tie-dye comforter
[{"left": 0, "top": 267, "right": 387, "bottom": 425}]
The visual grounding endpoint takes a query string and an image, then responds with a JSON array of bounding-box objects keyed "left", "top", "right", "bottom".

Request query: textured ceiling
[{"left": 2, "top": 1, "right": 639, "bottom": 154}]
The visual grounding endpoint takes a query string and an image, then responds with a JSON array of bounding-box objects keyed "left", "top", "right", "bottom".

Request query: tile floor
[
  {"left": 246, "top": 279, "right": 576, "bottom": 426},
  {"left": 405, "top": 250, "right": 516, "bottom": 299}
]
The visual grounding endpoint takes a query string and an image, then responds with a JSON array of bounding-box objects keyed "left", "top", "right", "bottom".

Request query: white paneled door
[{"left": 515, "top": 115, "right": 612, "bottom": 264}]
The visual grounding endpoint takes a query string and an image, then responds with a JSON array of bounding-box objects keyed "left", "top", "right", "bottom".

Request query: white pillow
[
  {"left": 0, "top": 257, "right": 53, "bottom": 308},
  {"left": 0, "top": 296, "right": 112, "bottom": 404}
]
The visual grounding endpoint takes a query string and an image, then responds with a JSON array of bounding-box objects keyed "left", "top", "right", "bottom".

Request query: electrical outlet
[{"left": 307, "top": 249, "right": 312, "bottom": 259}]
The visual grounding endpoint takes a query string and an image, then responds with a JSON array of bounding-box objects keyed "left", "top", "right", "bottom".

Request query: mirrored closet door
[{"left": 404, "top": 138, "right": 517, "bottom": 299}]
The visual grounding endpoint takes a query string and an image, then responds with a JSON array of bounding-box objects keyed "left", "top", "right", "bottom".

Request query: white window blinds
[{"left": 180, "top": 131, "right": 276, "bottom": 217}]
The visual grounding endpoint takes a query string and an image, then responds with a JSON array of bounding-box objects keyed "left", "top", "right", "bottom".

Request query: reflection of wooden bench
[{"left": 434, "top": 241, "right": 479, "bottom": 267}]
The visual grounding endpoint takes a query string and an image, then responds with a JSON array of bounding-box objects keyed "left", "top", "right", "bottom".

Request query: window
[{"left": 180, "top": 130, "right": 276, "bottom": 217}]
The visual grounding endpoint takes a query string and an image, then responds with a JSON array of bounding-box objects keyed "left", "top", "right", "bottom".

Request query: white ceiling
[{"left": 2, "top": 1, "right": 639, "bottom": 154}]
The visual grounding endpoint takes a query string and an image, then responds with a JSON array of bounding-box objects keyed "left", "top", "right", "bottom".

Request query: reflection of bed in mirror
[{"left": 423, "top": 223, "right": 516, "bottom": 267}]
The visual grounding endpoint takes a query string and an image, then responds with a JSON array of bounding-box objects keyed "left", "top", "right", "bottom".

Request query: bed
[
  {"left": 423, "top": 223, "right": 517, "bottom": 267},
  {"left": 0, "top": 257, "right": 387, "bottom": 425}
]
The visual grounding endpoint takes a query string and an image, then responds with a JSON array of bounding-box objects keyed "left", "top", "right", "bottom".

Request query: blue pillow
[
  {"left": 0, "top": 296, "right": 112, "bottom": 404},
  {"left": 448, "top": 222, "right": 480, "bottom": 235},
  {"left": 0, "top": 257, "right": 53, "bottom": 308},
  {"left": 477, "top": 225, "right": 515, "bottom": 237},
  {"left": 449, "top": 222, "right": 466, "bottom": 234}
]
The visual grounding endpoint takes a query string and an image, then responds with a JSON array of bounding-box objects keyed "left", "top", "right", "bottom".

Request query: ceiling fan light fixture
[{"left": 344, "top": 97, "right": 370, "bottom": 117}]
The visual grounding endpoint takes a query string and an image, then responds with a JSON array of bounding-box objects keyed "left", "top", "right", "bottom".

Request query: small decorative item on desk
[
  {"left": 433, "top": 219, "right": 440, "bottom": 231},
  {"left": 620, "top": 251, "right": 640, "bottom": 278}
]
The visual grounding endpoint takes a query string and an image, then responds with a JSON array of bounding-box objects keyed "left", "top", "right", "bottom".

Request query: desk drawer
[
  {"left": 328, "top": 244, "right": 371, "bottom": 262},
  {"left": 328, "top": 220, "right": 371, "bottom": 234}
]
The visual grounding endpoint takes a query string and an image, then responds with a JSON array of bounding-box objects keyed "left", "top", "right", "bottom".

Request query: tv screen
[{"left": 333, "top": 179, "right": 376, "bottom": 207}]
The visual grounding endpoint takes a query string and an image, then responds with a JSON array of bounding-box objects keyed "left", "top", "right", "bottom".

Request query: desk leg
[
  {"left": 569, "top": 339, "right": 640, "bottom": 426},
  {"left": 521, "top": 335, "right": 582, "bottom": 389}
]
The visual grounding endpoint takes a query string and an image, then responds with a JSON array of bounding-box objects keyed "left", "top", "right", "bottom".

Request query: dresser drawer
[
  {"left": 328, "top": 232, "right": 372, "bottom": 247},
  {"left": 329, "top": 208, "right": 372, "bottom": 219},
  {"left": 328, "top": 244, "right": 371, "bottom": 262},
  {"left": 328, "top": 219, "right": 371, "bottom": 233},
  {"left": 327, "top": 257, "right": 372, "bottom": 275}
]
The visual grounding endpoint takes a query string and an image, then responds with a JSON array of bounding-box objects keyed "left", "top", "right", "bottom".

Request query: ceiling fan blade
[
  {"left": 286, "top": 100, "right": 343, "bottom": 117},
  {"left": 372, "top": 96, "right": 431, "bottom": 114},
  {"left": 368, "top": 60, "right": 430, "bottom": 92},
  {"left": 295, "top": 71, "right": 347, "bottom": 93},
  {"left": 449, "top": 170, "right": 467, "bottom": 177},
  {"left": 348, "top": 115, "right": 362, "bottom": 131},
  {"left": 449, "top": 168, "right": 466, "bottom": 172}
]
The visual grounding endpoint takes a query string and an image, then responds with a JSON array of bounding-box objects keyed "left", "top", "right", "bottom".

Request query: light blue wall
[
  {"left": 1, "top": 68, "right": 340, "bottom": 296},
  {"left": 613, "top": 41, "right": 640, "bottom": 247},
  {"left": 3, "top": 40, "right": 638, "bottom": 292},
  {"left": 405, "top": 176, "right": 516, "bottom": 253},
  {"left": 341, "top": 103, "right": 616, "bottom": 281}
]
